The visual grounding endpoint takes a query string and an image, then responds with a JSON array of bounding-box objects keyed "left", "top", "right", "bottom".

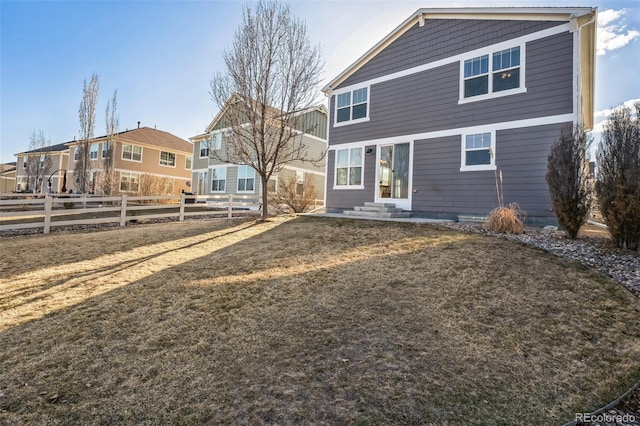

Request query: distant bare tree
[
  {"left": 209, "top": 0, "right": 324, "bottom": 219},
  {"left": 98, "top": 89, "right": 118, "bottom": 195},
  {"left": 75, "top": 72, "right": 99, "bottom": 193},
  {"left": 26, "top": 129, "right": 53, "bottom": 193}
]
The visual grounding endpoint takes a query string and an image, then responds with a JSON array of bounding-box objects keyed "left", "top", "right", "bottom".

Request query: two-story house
[
  {"left": 14, "top": 142, "right": 70, "bottom": 193},
  {"left": 65, "top": 125, "right": 193, "bottom": 195},
  {"left": 190, "top": 99, "right": 327, "bottom": 202},
  {"left": 322, "top": 7, "right": 596, "bottom": 224}
]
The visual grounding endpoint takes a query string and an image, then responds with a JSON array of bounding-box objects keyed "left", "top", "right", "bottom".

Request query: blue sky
[{"left": 1, "top": 0, "right": 638, "bottom": 163}]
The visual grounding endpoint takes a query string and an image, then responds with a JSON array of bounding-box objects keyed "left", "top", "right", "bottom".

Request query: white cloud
[
  {"left": 592, "top": 98, "right": 640, "bottom": 133},
  {"left": 597, "top": 9, "right": 640, "bottom": 56}
]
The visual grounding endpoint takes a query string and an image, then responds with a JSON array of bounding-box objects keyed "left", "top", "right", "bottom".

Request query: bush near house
[
  {"left": 596, "top": 102, "right": 640, "bottom": 250},
  {"left": 546, "top": 124, "right": 593, "bottom": 239}
]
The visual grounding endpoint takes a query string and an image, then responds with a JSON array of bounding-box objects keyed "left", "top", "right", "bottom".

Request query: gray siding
[
  {"left": 293, "top": 109, "right": 328, "bottom": 140},
  {"left": 329, "top": 32, "right": 573, "bottom": 145},
  {"left": 341, "top": 19, "right": 560, "bottom": 87},
  {"left": 192, "top": 140, "right": 210, "bottom": 170},
  {"left": 325, "top": 146, "right": 376, "bottom": 210},
  {"left": 411, "top": 122, "right": 566, "bottom": 218},
  {"left": 285, "top": 133, "right": 327, "bottom": 174}
]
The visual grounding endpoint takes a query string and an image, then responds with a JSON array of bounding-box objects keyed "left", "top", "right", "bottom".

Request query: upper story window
[
  {"left": 102, "top": 143, "right": 110, "bottom": 159},
  {"left": 74, "top": 147, "right": 79, "bottom": 161},
  {"left": 460, "top": 132, "right": 496, "bottom": 172},
  {"left": 334, "top": 147, "right": 363, "bottom": 188},
  {"left": 335, "top": 87, "right": 369, "bottom": 126},
  {"left": 199, "top": 141, "right": 209, "bottom": 158},
  {"left": 211, "top": 132, "right": 222, "bottom": 150},
  {"left": 159, "top": 151, "right": 176, "bottom": 167},
  {"left": 90, "top": 143, "right": 99, "bottom": 160},
  {"left": 21, "top": 157, "right": 27, "bottom": 168},
  {"left": 460, "top": 45, "right": 524, "bottom": 103},
  {"left": 122, "top": 143, "right": 142, "bottom": 162},
  {"left": 237, "top": 165, "right": 255, "bottom": 192},
  {"left": 185, "top": 156, "right": 192, "bottom": 170}
]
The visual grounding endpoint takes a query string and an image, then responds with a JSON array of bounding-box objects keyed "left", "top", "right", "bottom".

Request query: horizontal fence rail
[{"left": 0, "top": 193, "right": 264, "bottom": 234}]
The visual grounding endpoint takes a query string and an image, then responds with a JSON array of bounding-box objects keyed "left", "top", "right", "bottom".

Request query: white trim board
[{"left": 327, "top": 113, "right": 574, "bottom": 151}]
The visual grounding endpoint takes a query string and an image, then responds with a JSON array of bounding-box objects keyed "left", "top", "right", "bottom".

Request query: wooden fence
[{"left": 0, "top": 193, "right": 263, "bottom": 234}]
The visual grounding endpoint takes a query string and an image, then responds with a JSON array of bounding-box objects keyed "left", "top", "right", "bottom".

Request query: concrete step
[
  {"left": 354, "top": 206, "right": 404, "bottom": 213},
  {"left": 343, "top": 210, "right": 412, "bottom": 218},
  {"left": 364, "top": 202, "right": 396, "bottom": 208}
]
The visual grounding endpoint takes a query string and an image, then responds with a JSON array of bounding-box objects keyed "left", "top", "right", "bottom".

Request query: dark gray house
[{"left": 322, "top": 7, "right": 596, "bottom": 224}]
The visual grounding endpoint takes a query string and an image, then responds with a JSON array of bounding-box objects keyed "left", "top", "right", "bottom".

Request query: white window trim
[
  {"left": 460, "top": 130, "right": 497, "bottom": 172},
  {"left": 211, "top": 132, "right": 222, "bottom": 151},
  {"left": 121, "top": 143, "right": 143, "bottom": 163},
  {"left": 333, "top": 147, "right": 365, "bottom": 190},
  {"left": 199, "top": 140, "right": 210, "bottom": 159},
  {"left": 185, "top": 155, "right": 192, "bottom": 170},
  {"left": 209, "top": 166, "right": 227, "bottom": 193},
  {"left": 119, "top": 171, "right": 141, "bottom": 193},
  {"left": 458, "top": 43, "right": 527, "bottom": 104},
  {"left": 159, "top": 151, "right": 177, "bottom": 168},
  {"left": 333, "top": 84, "right": 370, "bottom": 128},
  {"left": 236, "top": 165, "right": 256, "bottom": 194},
  {"left": 90, "top": 143, "right": 99, "bottom": 160},
  {"left": 73, "top": 147, "right": 79, "bottom": 162}
]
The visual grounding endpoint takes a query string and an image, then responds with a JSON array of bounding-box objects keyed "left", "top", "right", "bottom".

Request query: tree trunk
[{"left": 261, "top": 174, "right": 269, "bottom": 220}]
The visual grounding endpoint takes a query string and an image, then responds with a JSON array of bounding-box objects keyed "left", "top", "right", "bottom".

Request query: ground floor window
[
  {"left": 237, "top": 165, "right": 255, "bottom": 192},
  {"left": 335, "top": 147, "right": 363, "bottom": 187},
  {"left": 211, "top": 167, "right": 226, "bottom": 192},
  {"left": 461, "top": 132, "right": 496, "bottom": 171},
  {"left": 119, "top": 172, "right": 140, "bottom": 192}
]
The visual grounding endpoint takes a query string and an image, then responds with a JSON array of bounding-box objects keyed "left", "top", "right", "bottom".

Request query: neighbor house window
[
  {"left": 237, "top": 165, "right": 255, "bottom": 192},
  {"left": 74, "top": 148, "right": 79, "bottom": 161},
  {"left": 200, "top": 141, "right": 209, "bottom": 158},
  {"left": 185, "top": 156, "right": 192, "bottom": 170},
  {"left": 335, "top": 147, "right": 363, "bottom": 187},
  {"left": 122, "top": 144, "right": 142, "bottom": 161},
  {"left": 102, "top": 143, "right": 111, "bottom": 159},
  {"left": 211, "top": 133, "right": 222, "bottom": 150},
  {"left": 119, "top": 172, "right": 140, "bottom": 192},
  {"left": 160, "top": 151, "right": 176, "bottom": 167},
  {"left": 21, "top": 157, "right": 27, "bottom": 168},
  {"left": 461, "top": 46, "right": 523, "bottom": 101},
  {"left": 210, "top": 167, "right": 226, "bottom": 192},
  {"left": 335, "top": 87, "right": 369, "bottom": 125},
  {"left": 90, "top": 143, "right": 99, "bottom": 160},
  {"left": 461, "top": 132, "right": 496, "bottom": 171}
]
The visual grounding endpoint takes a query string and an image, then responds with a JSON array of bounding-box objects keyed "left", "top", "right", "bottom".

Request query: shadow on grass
[{"left": 1, "top": 216, "right": 639, "bottom": 425}]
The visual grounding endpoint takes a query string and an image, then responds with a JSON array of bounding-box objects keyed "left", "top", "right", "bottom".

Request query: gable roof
[
  {"left": 322, "top": 7, "right": 596, "bottom": 94},
  {"left": 66, "top": 127, "right": 192, "bottom": 153},
  {"left": 193, "top": 95, "right": 328, "bottom": 140},
  {"left": 15, "top": 141, "right": 71, "bottom": 156}
]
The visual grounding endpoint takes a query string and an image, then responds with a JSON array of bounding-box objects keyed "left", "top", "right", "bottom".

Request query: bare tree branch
[
  {"left": 75, "top": 72, "right": 99, "bottom": 193},
  {"left": 209, "top": 0, "right": 324, "bottom": 219},
  {"left": 100, "top": 89, "right": 118, "bottom": 196},
  {"left": 26, "top": 129, "right": 53, "bottom": 193}
]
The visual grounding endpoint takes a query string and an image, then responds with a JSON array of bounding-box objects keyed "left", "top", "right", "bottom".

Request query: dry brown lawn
[{"left": 1, "top": 216, "right": 639, "bottom": 425}]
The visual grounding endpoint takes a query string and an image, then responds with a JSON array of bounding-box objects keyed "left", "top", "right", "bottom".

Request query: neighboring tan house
[
  {"left": 189, "top": 100, "right": 327, "bottom": 201},
  {"left": 0, "top": 163, "right": 17, "bottom": 193},
  {"left": 322, "top": 7, "right": 596, "bottom": 224},
  {"left": 65, "top": 126, "right": 193, "bottom": 195},
  {"left": 14, "top": 142, "right": 70, "bottom": 193}
]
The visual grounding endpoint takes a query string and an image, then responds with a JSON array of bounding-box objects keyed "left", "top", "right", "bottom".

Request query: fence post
[
  {"left": 120, "top": 195, "right": 128, "bottom": 227},
  {"left": 179, "top": 192, "right": 185, "bottom": 222},
  {"left": 43, "top": 194, "right": 52, "bottom": 234},
  {"left": 228, "top": 194, "right": 233, "bottom": 219}
]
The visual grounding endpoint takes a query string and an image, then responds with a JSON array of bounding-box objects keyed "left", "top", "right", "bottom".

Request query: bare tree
[
  {"left": 546, "top": 124, "right": 593, "bottom": 238},
  {"left": 26, "top": 129, "right": 53, "bottom": 193},
  {"left": 596, "top": 102, "right": 640, "bottom": 250},
  {"left": 209, "top": 0, "right": 324, "bottom": 219},
  {"left": 75, "top": 72, "right": 99, "bottom": 193},
  {"left": 99, "top": 89, "right": 119, "bottom": 195}
]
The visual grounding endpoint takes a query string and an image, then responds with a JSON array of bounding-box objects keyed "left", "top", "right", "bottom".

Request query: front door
[{"left": 376, "top": 142, "right": 411, "bottom": 210}]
